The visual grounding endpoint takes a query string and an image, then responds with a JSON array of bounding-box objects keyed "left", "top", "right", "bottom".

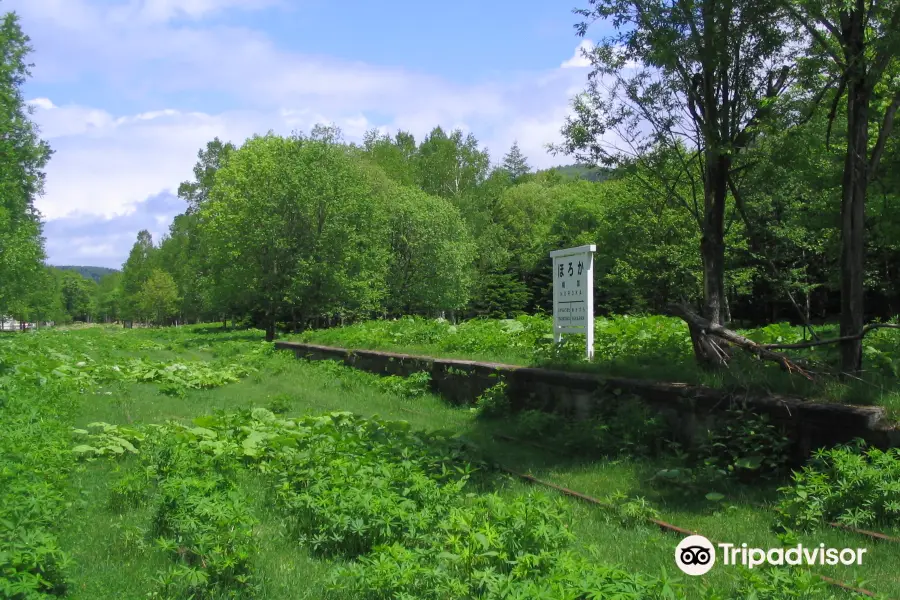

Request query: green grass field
[{"left": 3, "top": 324, "right": 899, "bottom": 599}]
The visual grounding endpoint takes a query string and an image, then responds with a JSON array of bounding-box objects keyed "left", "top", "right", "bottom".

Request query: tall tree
[
  {"left": 156, "top": 214, "right": 209, "bottom": 323},
  {"left": 120, "top": 230, "right": 156, "bottom": 320},
  {"left": 0, "top": 11, "right": 51, "bottom": 316},
  {"left": 139, "top": 268, "right": 180, "bottom": 325},
  {"left": 201, "top": 133, "right": 391, "bottom": 341},
  {"left": 384, "top": 184, "right": 475, "bottom": 315},
  {"left": 95, "top": 271, "right": 123, "bottom": 323},
  {"left": 362, "top": 129, "right": 418, "bottom": 186},
  {"left": 501, "top": 141, "right": 531, "bottom": 182},
  {"left": 15, "top": 265, "right": 64, "bottom": 326},
  {"left": 177, "top": 137, "right": 236, "bottom": 214},
  {"left": 59, "top": 270, "right": 96, "bottom": 322},
  {"left": 786, "top": 0, "right": 900, "bottom": 374},
  {"left": 557, "top": 0, "right": 794, "bottom": 366},
  {"left": 416, "top": 127, "right": 490, "bottom": 200}
]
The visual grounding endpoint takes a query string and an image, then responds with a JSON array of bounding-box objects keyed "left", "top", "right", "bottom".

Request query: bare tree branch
[
  {"left": 868, "top": 91, "right": 900, "bottom": 182},
  {"left": 762, "top": 323, "right": 900, "bottom": 349},
  {"left": 825, "top": 77, "right": 848, "bottom": 149},
  {"left": 785, "top": 4, "right": 846, "bottom": 68}
]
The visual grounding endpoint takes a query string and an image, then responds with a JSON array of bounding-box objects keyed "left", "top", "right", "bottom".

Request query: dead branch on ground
[{"left": 667, "top": 303, "right": 814, "bottom": 380}]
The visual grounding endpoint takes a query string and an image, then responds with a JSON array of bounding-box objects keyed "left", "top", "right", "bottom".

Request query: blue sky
[{"left": 9, "top": 0, "right": 601, "bottom": 269}]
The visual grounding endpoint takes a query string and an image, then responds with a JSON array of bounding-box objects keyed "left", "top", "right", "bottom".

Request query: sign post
[{"left": 550, "top": 244, "right": 596, "bottom": 359}]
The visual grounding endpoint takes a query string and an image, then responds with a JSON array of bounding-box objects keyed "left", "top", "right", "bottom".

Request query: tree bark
[
  {"left": 690, "top": 152, "right": 731, "bottom": 368},
  {"left": 839, "top": 13, "right": 868, "bottom": 376}
]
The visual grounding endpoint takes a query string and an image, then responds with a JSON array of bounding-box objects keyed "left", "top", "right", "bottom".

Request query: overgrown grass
[
  {"left": 4, "top": 325, "right": 898, "bottom": 599},
  {"left": 289, "top": 315, "right": 900, "bottom": 413}
]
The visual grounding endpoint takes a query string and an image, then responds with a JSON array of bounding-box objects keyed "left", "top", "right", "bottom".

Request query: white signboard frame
[{"left": 550, "top": 244, "right": 596, "bottom": 359}]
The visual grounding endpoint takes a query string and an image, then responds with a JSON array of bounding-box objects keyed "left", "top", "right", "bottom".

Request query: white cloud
[
  {"left": 133, "top": 0, "right": 284, "bottom": 22},
  {"left": 15, "top": 0, "right": 598, "bottom": 235},
  {"left": 43, "top": 192, "right": 187, "bottom": 267},
  {"left": 27, "top": 97, "right": 55, "bottom": 110},
  {"left": 31, "top": 102, "right": 287, "bottom": 219},
  {"left": 30, "top": 98, "right": 580, "bottom": 222},
  {"left": 561, "top": 40, "right": 594, "bottom": 68}
]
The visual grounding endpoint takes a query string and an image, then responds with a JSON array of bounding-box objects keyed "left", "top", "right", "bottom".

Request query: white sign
[{"left": 550, "top": 244, "right": 595, "bottom": 359}]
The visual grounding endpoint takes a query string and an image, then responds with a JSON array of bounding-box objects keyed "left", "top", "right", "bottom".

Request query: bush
[{"left": 775, "top": 440, "right": 900, "bottom": 531}]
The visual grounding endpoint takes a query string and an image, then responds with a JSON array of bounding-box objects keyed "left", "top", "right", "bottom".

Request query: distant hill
[
  {"left": 541, "top": 164, "right": 613, "bottom": 183},
  {"left": 55, "top": 266, "right": 120, "bottom": 283}
]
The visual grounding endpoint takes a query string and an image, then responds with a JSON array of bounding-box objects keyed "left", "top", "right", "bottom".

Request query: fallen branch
[
  {"left": 667, "top": 304, "right": 814, "bottom": 380},
  {"left": 761, "top": 323, "right": 900, "bottom": 350}
]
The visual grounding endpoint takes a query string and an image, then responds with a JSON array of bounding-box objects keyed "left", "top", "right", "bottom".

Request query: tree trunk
[
  {"left": 839, "top": 17, "right": 868, "bottom": 376},
  {"left": 265, "top": 297, "right": 277, "bottom": 342},
  {"left": 690, "top": 153, "right": 731, "bottom": 368},
  {"left": 724, "top": 290, "right": 732, "bottom": 324}
]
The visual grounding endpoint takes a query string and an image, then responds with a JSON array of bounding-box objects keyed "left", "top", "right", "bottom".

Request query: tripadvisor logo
[
  {"left": 675, "top": 535, "right": 868, "bottom": 576},
  {"left": 675, "top": 535, "right": 716, "bottom": 575}
]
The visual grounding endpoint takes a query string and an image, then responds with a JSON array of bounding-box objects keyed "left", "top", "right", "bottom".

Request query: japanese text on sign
[{"left": 550, "top": 245, "right": 596, "bottom": 358}]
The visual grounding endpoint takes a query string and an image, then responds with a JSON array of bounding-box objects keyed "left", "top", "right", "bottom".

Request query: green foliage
[
  {"left": 0, "top": 343, "right": 78, "bottom": 597},
  {"left": 382, "top": 185, "right": 475, "bottom": 314},
  {"left": 71, "top": 422, "right": 144, "bottom": 460},
  {"left": 54, "top": 266, "right": 119, "bottom": 283},
  {"left": 120, "top": 359, "right": 253, "bottom": 396},
  {"left": 143, "top": 408, "right": 684, "bottom": 600},
  {"left": 596, "top": 491, "right": 661, "bottom": 528},
  {"left": 1, "top": 324, "right": 889, "bottom": 599},
  {"left": 295, "top": 315, "right": 900, "bottom": 410},
  {"left": 774, "top": 441, "right": 900, "bottom": 532},
  {"left": 653, "top": 409, "right": 792, "bottom": 495},
  {"left": 58, "top": 269, "right": 97, "bottom": 322},
  {"left": 266, "top": 393, "right": 292, "bottom": 415},
  {"left": 120, "top": 230, "right": 157, "bottom": 321},
  {"left": 500, "top": 141, "right": 530, "bottom": 182},
  {"left": 468, "top": 271, "right": 531, "bottom": 318},
  {"left": 139, "top": 268, "right": 180, "bottom": 325},
  {"left": 511, "top": 395, "right": 667, "bottom": 458},
  {"left": 698, "top": 408, "right": 792, "bottom": 481},
  {"left": 377, "top": 371, "right": 432, "bottom": 399},
  {"left": 146, "top": 430, "right": 258, "bottom": 599},
  {"left": 0, "top": 11, "right": 52, "bottom": 321},
  {"left": 705, "top": 567, "right": 850, "bottom": 600},
  {"left": 472, "top": 380, "right": 511, "bottom": 418},
  {"left": 202, "top": 133, "right": 444, "bottom": 338}
]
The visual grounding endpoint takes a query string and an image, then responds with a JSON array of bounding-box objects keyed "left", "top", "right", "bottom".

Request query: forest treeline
[{"left": 2, "top": 2, "right": 900, "bottom": 372}]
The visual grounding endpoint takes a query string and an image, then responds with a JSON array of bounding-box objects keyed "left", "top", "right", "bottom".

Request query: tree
[
  {"left": 362, "top": 129, "right": 418, "bottom": 186},
  {"left": 0, "top": 11, "right": 51, "bottom": 317},
  {"left": 95, "top": 271, "right": 123, "bottom": 323},
  {"left": 384, "top": 185, "right": 475, "bottom": 315},
  {"left": 557, "top": 0, "right": 794, "bottom": 366},
  {"left": 786, "top": 0, "right": 900, "bottom": 374},
  {"left": 201, "top": 132, "right": 392, "bottom": 341},
  {"left": 177, "top": 137, "right": 236, "bottom": 214},
  {"left": 59, "top": 270, "right": 96, "bottom": 322},
  {"left": 501, "top": 141, "right": 531, "bottom": 182},
  {"left": 139, "top": 269, "right": 180, "bottom": 325},
  {"left": 120, "top": 230, "right": 156, "bottom": 320},
  {"left": 17, "top": 265, "right": 64, "bottom": 326},
  {"left": 416, "top": 127, "right": 490, "bottom": 201},
  {"left": 156, "top": 214, "right": 210, "bottom": 323}
]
